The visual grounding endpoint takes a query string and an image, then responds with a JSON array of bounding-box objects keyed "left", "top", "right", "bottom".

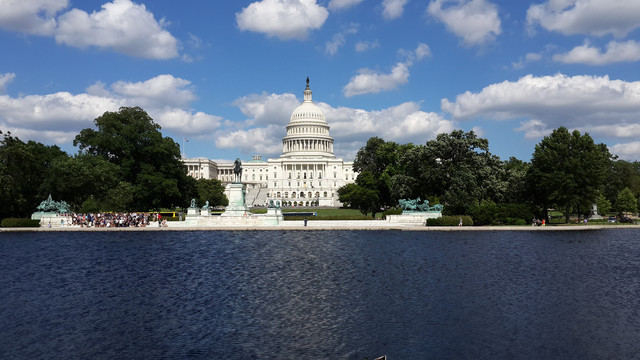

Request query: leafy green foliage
[
  {"left": 74, "top": 107, "right": 195, "bottom": 210},
  {"left": 467, "top": 201, "right": 534, "bottom": 225},
  {"left": 39, "top": 154, "right": 120, "bottom": 211},
  {"left": 526, "top": 127, "right": 612, "bottom": 222},
  {"left": 1, "top": 218, "right": 41, "bottom": 227},
  {"left": 603, "top": 160, "right": 640, "bottom": 204},
  {"left": 196, "top": 178, "right": 228, "bottom": 207},
  {"left": 595, "top": 192, "right": 612, "bottom": 215},
  {"left": 616, "top": 187, "right": 638, "bottom": 214},
  {"left": 0, "top": 131, "right": 68, "bottom": 219},
  {"left": 337, "top": 178, "right": 380, "bottom": 218}
]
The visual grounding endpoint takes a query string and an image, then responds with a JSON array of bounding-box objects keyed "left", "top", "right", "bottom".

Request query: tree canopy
[
  {"left": 526, "top": 127, "right": 612, "bottom": 222},
  {"left": 74, "top": 107, "right": 196, "bottom": 210},
  {"left": 0, "top": 131, "right": 68, "bottom": 218}
]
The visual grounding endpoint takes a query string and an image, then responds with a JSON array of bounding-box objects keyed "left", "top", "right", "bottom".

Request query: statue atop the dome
[{"left": 306, "top": 76, "right": 309, "bottom": 88}]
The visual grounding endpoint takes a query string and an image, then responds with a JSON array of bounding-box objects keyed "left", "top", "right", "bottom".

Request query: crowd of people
[{"left": 61, "top": 212, "right": 169, "bottom": 227}]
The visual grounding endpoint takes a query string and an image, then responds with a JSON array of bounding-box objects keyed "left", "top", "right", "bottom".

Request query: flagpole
[{"left": 182, "top": 137, "right": 185, "bottom": 158}]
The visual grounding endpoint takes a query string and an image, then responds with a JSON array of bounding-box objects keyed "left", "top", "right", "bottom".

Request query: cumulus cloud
[
  {"left": 232, "top": 92, "right": 299, "bottom": 127},
  {"left": 343, "top": 43, "right": 431, "bottom": 97},
  {"left": 324, "top": 23, "right": 358, "bottom": 56},
  {"left": 0, "top": 73, "right": 16, "bottom": 93},
  {"left": 322, "top": 101, "right": 456, "bottom": 156},
  {"left": 0, "top": 91, "right": 125, "bottom": 145},
  {"left": 526, "top": 0, "right": 640, "bottom": 38},
  {"left": 236, "top": 0, "right": 329, "bottom": 40},
  {"left": 0, "top": 74, "right": 223, "bottom": 147},
  {"left": 511, "top": 52, "right": 542, "bottom": 69},
  {"left": 427, "top": 0, "right": 501, "bottom": 46},
  {"left": 515, "top": 119, "right": 552, "bottom": 139},
  {"left": 217, "top": 90, "right": 456, "bottom": 158},
  {"left": 0, "top": 0, "right": 68, "bottom": 36},
  {"left": 215, "top": 125, "right": 284, "bottom": 156},
  {"left": 109, "top": 75, "right": 197, "bottom": 109},
  {"left": 343, "top": 63, "right": 410, "bottom": 97},
  {"left": 610, "top": 142, "right": 640, "bottom": 161},
  {"left": 441, "top": 73, "right": 640, "bottom": 144},
  {"left": 355, "top": 40, "right": 380, "bottom": 52},
  {"left": 553, "top": 40, "right": 640, "bottom": 65},
  {"left": 154, "top": 109, "right": 223, "bottom": 136},
  {"left": 328, "top": 0, "right": 364, "bottom": 11},
  {"left": 382, "top": 0, "right": 409, "bottom": 20},
  {"left": 55, "top": 0, "right": 178, "bottom": 59},
  {"left": 0, "top": 0, "right": 179, "bottom": 59}
]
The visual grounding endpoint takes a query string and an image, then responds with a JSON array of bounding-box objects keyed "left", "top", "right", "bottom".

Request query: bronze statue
[{"left": 233, "top": 158, "right": 243, "bottom": 183}]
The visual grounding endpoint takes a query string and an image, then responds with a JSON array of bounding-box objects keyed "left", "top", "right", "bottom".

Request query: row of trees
[
  {"left": 338, "top": 128, "right": 640, "bottom": 222},
  {"left": 0, "top": 107, "right": 227, "bottom": 220}
]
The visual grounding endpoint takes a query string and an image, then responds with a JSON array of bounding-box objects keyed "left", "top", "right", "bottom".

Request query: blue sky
[{"left": 1, "top": 0, "right": 640, "bottom": 162}]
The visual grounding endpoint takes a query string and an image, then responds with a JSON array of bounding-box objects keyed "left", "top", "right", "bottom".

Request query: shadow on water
[{"left": 1, "top": 229, "right": 639, "bottom": 359}]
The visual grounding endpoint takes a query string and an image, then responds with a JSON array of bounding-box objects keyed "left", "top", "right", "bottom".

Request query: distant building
[{"left": 183, "top": 78, "right": 357, "bottom": 207}]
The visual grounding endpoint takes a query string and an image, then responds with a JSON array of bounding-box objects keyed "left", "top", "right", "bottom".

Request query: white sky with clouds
[{"left": 1, "top": 0, "right": 640, "bottom": 161}]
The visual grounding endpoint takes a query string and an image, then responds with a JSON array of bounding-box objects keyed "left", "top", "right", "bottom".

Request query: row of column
[{"left": 284, "top": 139, "right": 333, "bottom": 153}]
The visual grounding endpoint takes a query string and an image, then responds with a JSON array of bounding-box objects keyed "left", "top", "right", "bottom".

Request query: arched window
[
  {"left": 284, "top": 192, "right": 289, "bottom": 198},
  {"left": 323, "top": 191, "right": 328, "bottom": 197},
  {"left": 277, "top": 192, "right": 281, "bottom": 197},
  {"left": 308, "top": 192, "right": 312, "bottom": 198},
  {"left": 315, "top": 192, "right": 319, "bottom": 197}
]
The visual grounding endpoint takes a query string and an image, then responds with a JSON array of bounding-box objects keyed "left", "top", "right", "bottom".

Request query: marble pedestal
[
  {"left": 222, "top": 183, "right": 249, "bottom": 217},
  {"left": 187, "top": 207, "right": 200, "bottom": 217}
]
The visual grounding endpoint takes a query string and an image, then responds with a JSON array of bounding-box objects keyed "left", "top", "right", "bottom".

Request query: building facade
[{"left": 183, "top": 79, "right": 356, "bottom": 207}]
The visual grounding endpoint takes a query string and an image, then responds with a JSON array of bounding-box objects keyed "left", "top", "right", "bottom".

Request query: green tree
[
  {"left": 616, "top": 187, "right": 638, "bottom": 214},
  {"left": 349, "top": 137, "right": 412, "bottom": 213},
  {"left": 0, "top": 131, "right": 68, "bottom": 219},
  {"left": 502, "top": 157, "right": 530, "bottom": 204},
  {"left": 595, "top": 192, "right": 612, "bottom": 216},
  {"left": 74, "top": 107, "right": 193, "bottom": 210},
  {"left": 415, "top": 130, "right": 505, "bottom": 214},
  {"left": 196, "top": 178, "right": 228, "bottom": 207},
  {"left": 337, "top": 177, "right": 380, "bottom": 217},
  {"left": 40, "top": 154, "right": 120, "bottom": 211},
  {"left": 526, "top": 127, "right": 612, "bottom": 222},
  {"left": 604, "top": 160, "right": 640, "bottom": 204}
]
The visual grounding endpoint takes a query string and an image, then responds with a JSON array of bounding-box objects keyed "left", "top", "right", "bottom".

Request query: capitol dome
[{"left": 282, "top": 78, "right": 334, "bottom": 158}]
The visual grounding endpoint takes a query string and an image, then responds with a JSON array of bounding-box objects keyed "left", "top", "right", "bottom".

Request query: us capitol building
[{"left": 183, "top": 79, "right": 357, "bottom": 207}]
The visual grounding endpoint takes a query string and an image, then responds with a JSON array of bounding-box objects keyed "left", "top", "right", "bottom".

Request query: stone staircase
[{"left": 245, "top": 187, "right": 269, "bottom": 207}]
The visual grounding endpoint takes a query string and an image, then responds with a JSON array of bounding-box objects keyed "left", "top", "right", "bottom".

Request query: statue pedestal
[
  {"left": 222, "top": 183, "right": 249, "bottom": 217},
  {"left": 187, "top": 208, "right": 200, "bottom": 217},
  {"left": 201, "top": 208, "right": 211, "bottom": 216}
]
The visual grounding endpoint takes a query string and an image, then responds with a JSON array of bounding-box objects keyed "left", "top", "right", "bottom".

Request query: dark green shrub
[
  {"left": 1, "top": 218, "right": 41, "bottom": 227},
  {"left": 468, "top": 202, "right": 534, "bottom": 225},
  {"left": 427, "top": 215, "right": 473, "bottom": 226},
  {"left": 382, "top": 208, "right": 403, "bottom": 219}
]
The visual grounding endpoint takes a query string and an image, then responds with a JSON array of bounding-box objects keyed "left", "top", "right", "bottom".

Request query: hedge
[
  {"left": 1, "top": 218, "right": 42, "bottom": 227},
  {"left": 382, "top": 208, "right": 403, "bottom": 219},
  {"left": 426, "top": 215, "right": 474, "bottom": 226},
  {"left": 467, "top": 202, "right": 534, "bottom": 226}
]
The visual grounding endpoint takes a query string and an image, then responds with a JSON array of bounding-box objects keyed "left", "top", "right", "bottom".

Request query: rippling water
[{"left": 1, "top": 230, "right": 639, "bottom": 359}]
